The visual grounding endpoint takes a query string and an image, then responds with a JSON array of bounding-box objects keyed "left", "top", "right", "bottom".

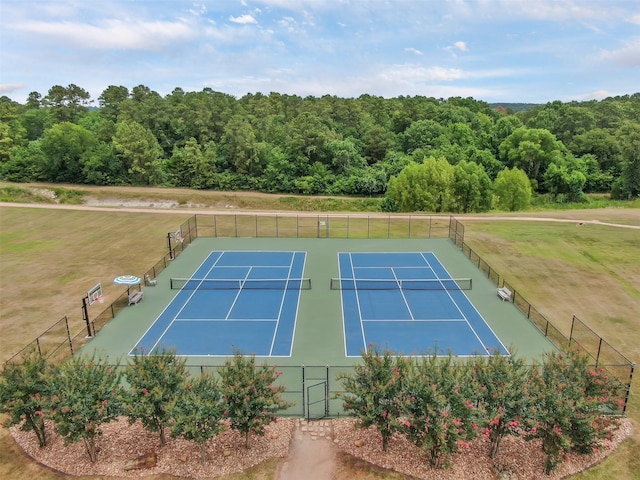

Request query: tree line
[{"left": 1, "top": 85, "right": 639, "bottom": 211}]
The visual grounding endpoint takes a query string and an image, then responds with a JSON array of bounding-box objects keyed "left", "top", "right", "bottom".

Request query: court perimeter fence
[{"left": 5, "top": 213, "right": 634, "bottom": 414}]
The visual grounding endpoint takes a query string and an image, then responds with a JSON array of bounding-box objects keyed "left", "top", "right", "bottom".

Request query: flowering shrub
[
  {"left": 401, "top": 354, "right": 479, "bottom": 468},
  {"left": 48, "top": 353, "right": 123, "bottom": 462},
  {"left": 526, "top": 349, "right": 623, "bottom": 473},
  {"left": 336, "top": 346, "right": 410, "bottom": 451},
  {"left": 169, "top": 372, "right": 225, "bottom": 464},
  {"left": 0, "top": 352, "right": 51, "bottom": 447},
  {"left": 124, "top": 349, "right": 187, "bottom": 446},
  {"left": 472, "top": 353, "right": 530, "bottom": 458},
  {"left": 219, "top": 352, "right": 293, "bottom": 448}
]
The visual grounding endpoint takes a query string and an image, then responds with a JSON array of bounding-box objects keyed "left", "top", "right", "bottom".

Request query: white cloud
[
  {"left": 229, "top": 14, "right": 257, "bottom": 25},
  {"left": 599, "top": 37, "right": 640, "bottom": 66},
  {"left": 405, "top": 47, "right": 423, "bottom": 56},
  {"left": 579, "top": 89, "right": 610, "bottom": 100},
  {"left": 445, "top": 41, "right": 467, "bottom": 56},
  {"left": 0, "top": 83, "right": 27, "bottom": 94},
  {"left": 381, "top": 65, "right": 468, "bottom": 84},
  {"left": 188, "top": 4, "right": 207, "bottom": 16},
  {"left": 486, "top": 0, "right": 622, "bottom": 22},
  {"left": 12, "top": 19, "right": 197, "bottom": 50},
  {"left": 453, "top": 41, "right": 467, "bottom": 52}
]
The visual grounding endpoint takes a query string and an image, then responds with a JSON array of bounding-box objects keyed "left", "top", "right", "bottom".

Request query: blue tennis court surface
[
  {"left": 132, "top": 251, "right": 306, "bottom": 357},
  {"left": 338, "top": 252, "right": 509, "bottom": 357}
]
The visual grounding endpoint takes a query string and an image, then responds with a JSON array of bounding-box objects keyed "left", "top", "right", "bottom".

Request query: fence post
[
  {"left": 301, "top": 365, "right": 306, "bottom": 418},
  {"left": 623, "top": 363, "right": 635, "bottom": 414},
  {"left": 64, "top": 315, "right": 74, "bottom": 356},
  {"left": 569, "top": 315, "right": 576, "bottom": 348},
  {"left": 325, "top": 365, "right": 330, "bottom": 417},
  {"left": 81, "top": 296, "right": 93, "bottom": 338},
  {"left": 595, "top": 338, "right": 603, "bottom": 367}
]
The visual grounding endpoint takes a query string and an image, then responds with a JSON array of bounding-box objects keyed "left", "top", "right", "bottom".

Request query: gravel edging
[
  {"left": 11, "top": 417, "right": 295, "bottom": 479},
  {"left": 332, "top": 417, "right": 633, "bottom": 480},
  {"left": 10, "top": 416, "right": 632, "bottom": 479}
]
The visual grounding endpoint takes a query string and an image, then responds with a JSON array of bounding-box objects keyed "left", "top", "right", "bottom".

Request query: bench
[
  {"left": 128, "top": 291, "right": 144, "bottom": 306},
  {"left": 497, "top": 286, "right": 512, "bottom": 301},
  {"left": 145, "top": 275, "right": 157, "bottom": 287}
]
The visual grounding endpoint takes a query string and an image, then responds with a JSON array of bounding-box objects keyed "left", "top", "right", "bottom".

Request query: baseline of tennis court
[
  {"left": 337, "top": 252, "right": 509, "bottom": 357},
  {"left": 131, "top": 251, "right": 307, "bottom": 357}
]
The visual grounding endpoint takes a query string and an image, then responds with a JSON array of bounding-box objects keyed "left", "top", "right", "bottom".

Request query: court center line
[
  {"left": 225, "top": 267, "right": 252, "bottom": 321},
  {"left": 391, "top": 267, "right": 415, "bottom": 321}
]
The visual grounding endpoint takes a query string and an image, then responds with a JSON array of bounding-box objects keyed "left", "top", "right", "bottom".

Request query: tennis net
[
  {"left": 170, "top": 277, "right": 312, "bottom": 290},
  {"left": 330, "top": 277, "right": 472, "bottom": 291}
]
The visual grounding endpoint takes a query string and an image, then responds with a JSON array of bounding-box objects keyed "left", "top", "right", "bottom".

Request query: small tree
[
  {"left": 0, "top": 352, "right": 51, "bottom": 447},
  {"left": 472, "top": 352, "right": 531, "bottom": 458},
  {"left": 170, "top": 372, "right": 225, "bottom": 464},
  {"left": 124, "top": 349, "right": 187, "bottom": 447},
  {"left": 337, "top": 347, "right": 410, "bottom": 452},
  {"left": 401, "top": 354, "right": 478, "bottom": 468},
  {"left": 49, "top": 354, "right": 123, "bottom": 462},
  {"left": 219, "top": 352, "right": 293, "bottom": 448},
  {"left": 526, "top": 350, "right": 622, "bottom": 474}
]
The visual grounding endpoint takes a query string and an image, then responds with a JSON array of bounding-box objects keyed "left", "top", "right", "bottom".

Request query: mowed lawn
[
  {"left": 1, "top": 203, "right": 639, "bottom": 480},
  {"left": 461, "top": 218, "right": 640, "bottom": 480}
]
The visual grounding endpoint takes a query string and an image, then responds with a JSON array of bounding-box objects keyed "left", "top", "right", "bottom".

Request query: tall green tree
[
  {"left": 44, "top": 84, "right": 92, "bottom": 123},
  {"left": 616, "top": 122, "right": 640, "bottom": 199},
  {"left": 499, "top": 127, "right": 565, "bottom": 186},
  {"left": 543, "top": 162, "right": 586, "bottom": 202},
  {"left": 451, "top": 160, "right": 492, "bottom": 213},
  {"left": 386, "top": 157, "right": 454, "bottom": 212},
  {"left": 493, "top": 167, "right": 532, "bottom": 211},
  {"left": 39, "top": 122, "right": 98, "bottom": 183},
  {"left": 167, "top": 137, "right": 216, "bottom": 188},
  {"left": 113, "top": 120, "right": 164, "bottom": 185},
  {"left": 221, "top": 115, "right": 261, "bottom": 175},
  {"left": 98, "top": 85, "right": 130, "bottom": 122}
]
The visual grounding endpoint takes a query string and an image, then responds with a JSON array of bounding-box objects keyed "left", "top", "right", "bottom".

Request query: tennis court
[
  {"left": 131, "top": 251, "right": 308, "bottom": 357},
  {"left": 336, "top": 252, "right": 509, "bottom": 357}
]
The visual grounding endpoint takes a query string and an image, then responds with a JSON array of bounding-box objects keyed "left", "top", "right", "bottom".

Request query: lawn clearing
[{"left": 1, "top": 201, "right": 639, "bottom": 480}]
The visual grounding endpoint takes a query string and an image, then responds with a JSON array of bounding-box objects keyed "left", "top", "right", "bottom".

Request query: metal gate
[{"left": 303, "top": 366, "right": 329, "bottom": 420}]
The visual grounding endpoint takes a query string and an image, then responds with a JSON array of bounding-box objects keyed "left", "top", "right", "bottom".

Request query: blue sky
[{"left": 1, "top": 0, "right": 639, "bottom": 104}]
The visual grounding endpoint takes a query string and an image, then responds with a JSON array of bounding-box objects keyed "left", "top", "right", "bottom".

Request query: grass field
[{"left": 1, "top": 186, "right": 639, "bottom": 479}]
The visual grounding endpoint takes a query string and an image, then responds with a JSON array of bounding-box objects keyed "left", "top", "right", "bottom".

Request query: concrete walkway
[{"left": 277, "top": 419, "right": 337, "bottom": 480}]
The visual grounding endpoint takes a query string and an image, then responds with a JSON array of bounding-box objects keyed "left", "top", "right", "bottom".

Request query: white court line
[{"left": 149, "top": 253, "right": 225, "bottom": 354}]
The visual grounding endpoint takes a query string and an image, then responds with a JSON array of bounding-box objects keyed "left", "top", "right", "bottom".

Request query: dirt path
[
  {"left": 277, "top": 420, "right": 337, "bottom": 480},
  {"left": 2, "top": 202, "right": 639, "bottom": 229}
]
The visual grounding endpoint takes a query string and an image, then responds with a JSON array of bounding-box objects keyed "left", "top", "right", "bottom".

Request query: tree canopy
[{"left": 1, "top": 88, "right": 639, "bottom": 210}]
